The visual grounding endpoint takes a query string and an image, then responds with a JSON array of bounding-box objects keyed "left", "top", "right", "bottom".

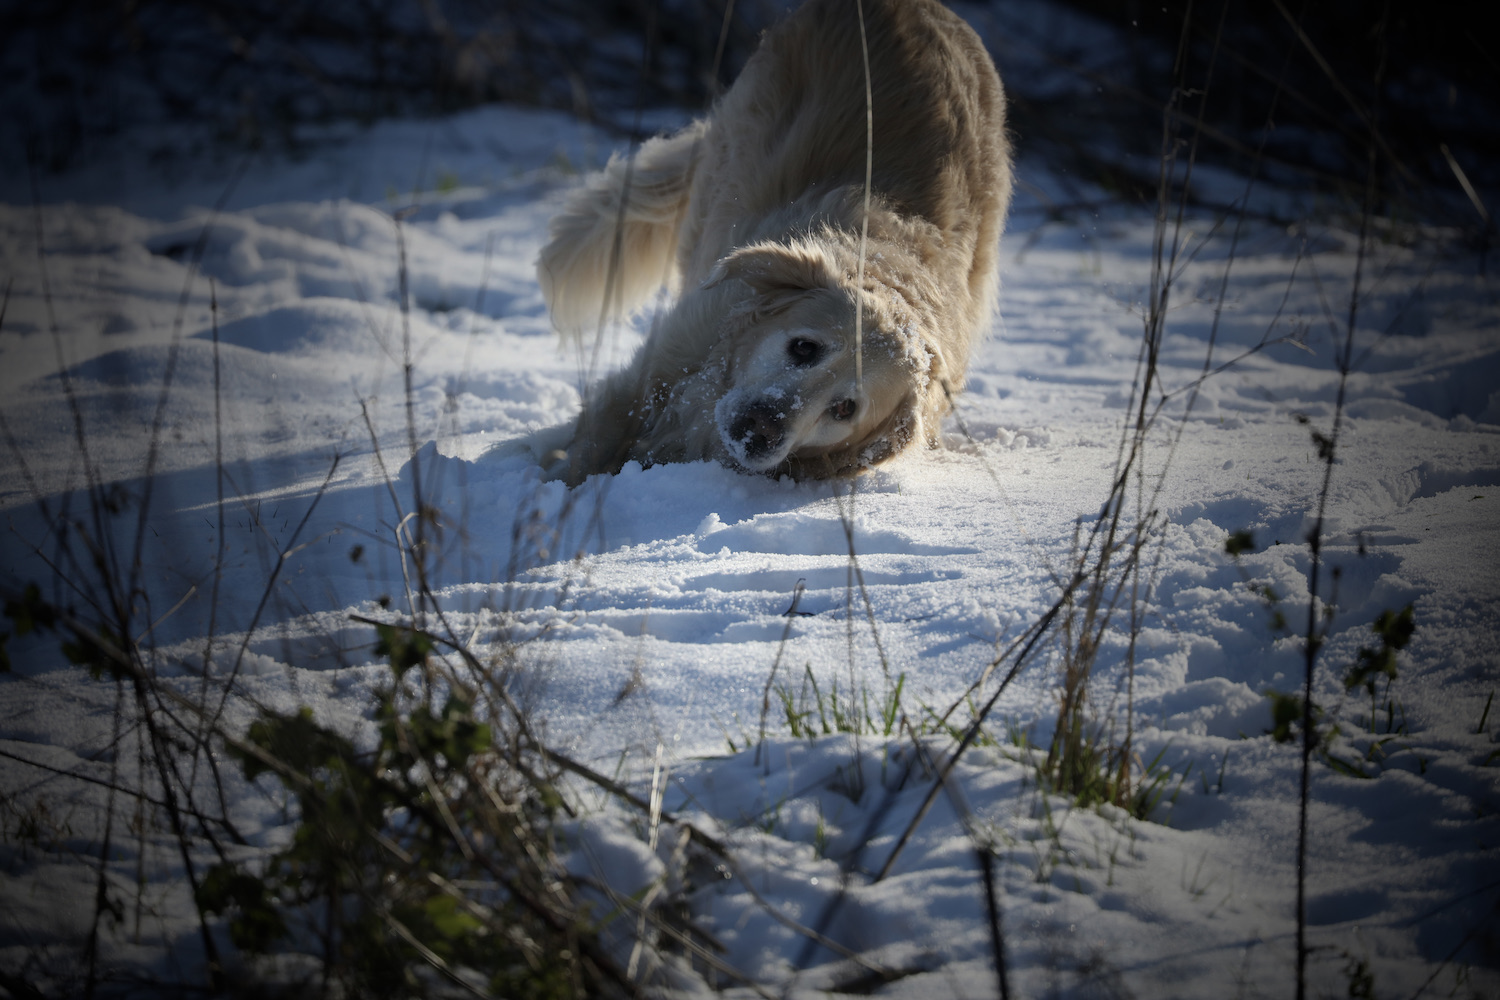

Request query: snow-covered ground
[{"left": 2, "top": 73, "right": 1498, "bottom": 1000}]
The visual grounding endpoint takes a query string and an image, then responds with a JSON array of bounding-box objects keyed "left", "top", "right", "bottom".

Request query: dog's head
[{"left": 703, "top": 236, "right": 949, "bottom": 477}]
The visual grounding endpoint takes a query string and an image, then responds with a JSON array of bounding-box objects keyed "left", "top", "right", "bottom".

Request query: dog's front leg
[{"left": 554, "top": 365, "right": 656, "bottom": 486}]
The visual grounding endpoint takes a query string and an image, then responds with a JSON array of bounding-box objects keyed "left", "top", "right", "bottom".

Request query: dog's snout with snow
[{"left": 728, "top": 399, "right": 786, "bottom": 464}]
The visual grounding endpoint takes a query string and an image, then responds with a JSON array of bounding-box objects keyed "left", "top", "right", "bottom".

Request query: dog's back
[{"left": 682, "top": 0, "right": 1009, "bottom": 317}]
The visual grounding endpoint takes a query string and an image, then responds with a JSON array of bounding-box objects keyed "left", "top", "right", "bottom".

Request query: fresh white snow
[{"left": 1, "top": 91, "right": 1497, "bottom": 999}]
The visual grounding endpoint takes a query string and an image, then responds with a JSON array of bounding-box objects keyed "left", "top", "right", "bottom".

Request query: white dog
[{"left": 532, "top": 0, "right": 1011, "bottom": 486}]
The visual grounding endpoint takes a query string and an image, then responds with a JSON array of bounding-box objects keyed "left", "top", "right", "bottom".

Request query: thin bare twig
[{"left": 1295, "top": 11, "right": 1390, "bottom": 996}]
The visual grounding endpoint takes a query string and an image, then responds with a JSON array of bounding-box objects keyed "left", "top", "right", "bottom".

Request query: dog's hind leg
[{"left": 537, "top": 120, "right": 708, "bottom": 338}]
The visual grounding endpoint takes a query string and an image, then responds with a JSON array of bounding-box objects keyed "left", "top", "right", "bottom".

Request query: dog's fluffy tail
[{"left": 537, "top": 120, "right": 707, "bottom": 338}]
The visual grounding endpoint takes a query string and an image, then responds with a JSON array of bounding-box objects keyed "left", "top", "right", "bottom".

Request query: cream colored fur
[{"left": 531, "top": 0, "right": 1011, "bottom": 486}]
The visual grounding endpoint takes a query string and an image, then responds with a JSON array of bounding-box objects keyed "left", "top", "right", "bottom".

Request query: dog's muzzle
[{"left": 727, "top": 400, "right": 786, "bottom": 462}]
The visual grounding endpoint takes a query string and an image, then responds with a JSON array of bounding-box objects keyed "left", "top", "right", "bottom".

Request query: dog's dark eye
[
  {"left": 787, "top": 337, "right": 822, "bottom": 366},
  {"left": 829, "top": 398, "right": 857, "bottom": 421}
]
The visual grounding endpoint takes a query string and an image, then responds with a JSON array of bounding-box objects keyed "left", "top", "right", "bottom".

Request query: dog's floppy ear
[{"left": 703, "top": 239, "right": 840, "bottom": 294}]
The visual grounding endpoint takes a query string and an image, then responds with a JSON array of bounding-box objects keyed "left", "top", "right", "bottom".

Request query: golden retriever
[{"left": 531, "top": 0, "right": 1011, "bottom": 486}]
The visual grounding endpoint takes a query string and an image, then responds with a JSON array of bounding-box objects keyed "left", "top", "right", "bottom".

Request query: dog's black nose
[{"left": 730, "top": 401, "right": 785, "bottom": 459}]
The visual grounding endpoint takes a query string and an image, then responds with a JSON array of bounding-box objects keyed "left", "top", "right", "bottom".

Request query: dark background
[{"left": 3, "top": 0, "right": 1496, "bottom": 236}]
